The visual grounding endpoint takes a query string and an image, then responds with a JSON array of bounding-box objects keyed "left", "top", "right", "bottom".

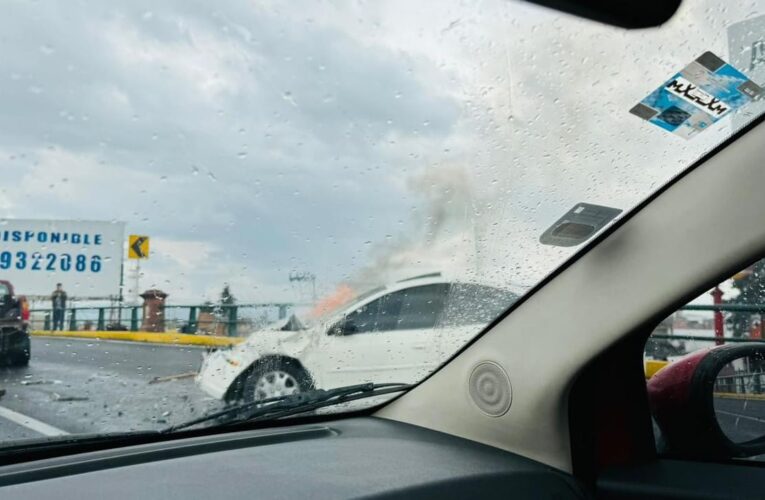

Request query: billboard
[{"left": 0, "top": 219, "right": 125, "bottom": 297}]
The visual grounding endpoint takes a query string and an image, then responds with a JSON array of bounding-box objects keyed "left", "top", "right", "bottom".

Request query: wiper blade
[{"left": 163, "top": 382, "right": 411, "bottom": 434}]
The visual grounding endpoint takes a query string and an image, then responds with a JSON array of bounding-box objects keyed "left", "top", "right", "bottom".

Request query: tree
[
  {"left": 220, "top": 284, "right": 236, "bottom": 307},
  {"left": 644, "top": 337, "right": 687, "bottom": 361},
  {"left": 726, "top": 260, "right": 765, "bottom": 338}
]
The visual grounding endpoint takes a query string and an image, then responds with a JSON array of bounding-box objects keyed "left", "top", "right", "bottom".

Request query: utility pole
[
  {"left": 133, "top": 260, "right": 141, "bottom": 305},
  {"left": 117, "top": 260, "right": 125, "bottom": 325},
  {"left": 289, "top": 271, "right": 316, "bottom": 303}
]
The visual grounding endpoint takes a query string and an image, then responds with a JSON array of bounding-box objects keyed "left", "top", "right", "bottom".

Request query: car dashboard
[{"left": 0, "top": 417, "right": 585, "bottom": 499}]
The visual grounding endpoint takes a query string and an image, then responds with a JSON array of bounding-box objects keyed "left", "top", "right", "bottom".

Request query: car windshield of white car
[{"left": 1, "top": 0, "right": 764, "bottom": 440}]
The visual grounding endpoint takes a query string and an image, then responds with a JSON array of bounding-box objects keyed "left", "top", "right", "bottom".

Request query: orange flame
[{"left": 310, "top": 284, "right": 355, "bottom": 318}]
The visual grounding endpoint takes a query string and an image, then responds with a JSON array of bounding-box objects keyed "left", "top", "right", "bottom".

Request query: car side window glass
[
  {"left": 336, "top": 291, "right": 400, "bottom": 334},
  {"left": 341, "top": 300, "right": 382, "bottom": 334},
  {"left": 337, "top": 284, "right": 450, "bottom": 334},
  {"left": 394, "top": 284, "right": 449, "bottom": 330},
  {"left": 372, "top": 291, "right": 404, "bottom": 332},
  {"left": 440, "top": 284, "right": 519, "bottom": 326},
  {"left": 645, "top": 259, "right": 765, "bottom": 462}
]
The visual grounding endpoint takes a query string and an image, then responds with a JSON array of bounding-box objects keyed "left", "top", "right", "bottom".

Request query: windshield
[{"left": 1, "top": 0, "right": 764, "bottom": 442}]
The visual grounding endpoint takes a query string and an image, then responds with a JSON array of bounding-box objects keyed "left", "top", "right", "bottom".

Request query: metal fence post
[
  {"left": 227, "top": 306, "right": 238, "bottom": 337},
  {"left": 44, "top": 312, "right": 51, "bottom": 331},
  {"left": 69, "top": 309, "right": 77, "bottom": 331},
  {"left": 188, "top": 307, "right": 197, "bottom": 334},
  {"left": 131, "top": 307, "right": 139, "bottom": 331},
  {"left": 97, "top": 308, "right": 105, "bottom": 330},
  {"left": 159, "top": 303, "right": 166, "bottom": 332}
]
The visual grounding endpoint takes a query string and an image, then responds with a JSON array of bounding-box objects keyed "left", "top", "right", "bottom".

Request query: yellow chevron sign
[{"left": 128, "top": 235, "right": 149, "bottom": 259}]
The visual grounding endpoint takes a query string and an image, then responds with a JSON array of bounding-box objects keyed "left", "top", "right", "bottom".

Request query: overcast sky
[{"left": 1, "top": 0, "right": 763, "bottom": 305}]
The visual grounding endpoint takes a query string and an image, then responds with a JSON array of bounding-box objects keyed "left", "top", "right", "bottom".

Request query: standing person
[{"left": 51, "top": 283, "right": 67, "bottom": 331}]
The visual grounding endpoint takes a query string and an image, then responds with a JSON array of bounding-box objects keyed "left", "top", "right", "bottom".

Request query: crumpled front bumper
[{"left": 196, "top": 348, "right": 248, "bottom": 400}]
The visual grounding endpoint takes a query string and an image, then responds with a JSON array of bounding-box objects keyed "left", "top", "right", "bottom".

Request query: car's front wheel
[
  {"left": 6, "top": 347, "right": 30, "bottom": 367},
  {"left": 240, "top": 359, "right": 311, "bottom": 403}
]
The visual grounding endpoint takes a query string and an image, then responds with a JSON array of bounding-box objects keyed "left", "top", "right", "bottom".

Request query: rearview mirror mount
[{"left": 524, "top": 0, "right": 682, "bottom": 29}]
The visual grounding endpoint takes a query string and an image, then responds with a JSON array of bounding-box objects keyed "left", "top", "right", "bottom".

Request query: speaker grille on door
[{"left": 468, "top": 361, "right": 512, "bottom": 417}]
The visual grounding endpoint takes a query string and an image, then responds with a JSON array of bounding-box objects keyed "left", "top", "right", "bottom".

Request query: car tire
[
  {"left": 7, "top": 347, "right": 30, "bottom": 367},
  {"left": 240, "top": 359, "right": 312, "bottom": 403}
]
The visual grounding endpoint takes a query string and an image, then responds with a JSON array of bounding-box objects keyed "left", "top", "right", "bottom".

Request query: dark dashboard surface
[{"left": 0, "top": 417, "right": 584, "bottom": 499}]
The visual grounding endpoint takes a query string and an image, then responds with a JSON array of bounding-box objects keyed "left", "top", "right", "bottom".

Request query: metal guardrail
[
  {"left": 715, "top": 371, "right": 765, "bottom": 395},
  {"left": 29, "top": 303, "right": 302, "bottom": 337},
  {"left": 649, "top": 303, "right": 765, "bottom": 344},
  {"left": 682, "top": 304, "right": 765, "bottom": 313},
  {"left": 650, "top": 334, "right": 763, "bottom": 343},
  {"left": 28, "top": 301, "right": 765, "bottom": 338}
]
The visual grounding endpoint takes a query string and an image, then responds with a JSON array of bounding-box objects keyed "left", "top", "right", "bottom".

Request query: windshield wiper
[{"left": 162, "top": 382, "right": 412, "bottom": 434}]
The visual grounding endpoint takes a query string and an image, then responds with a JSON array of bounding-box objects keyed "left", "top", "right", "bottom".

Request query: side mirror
[{"left": 648, "top": 343, "right": 765, "bottom": 458}]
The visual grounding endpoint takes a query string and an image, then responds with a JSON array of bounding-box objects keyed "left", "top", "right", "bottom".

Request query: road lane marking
[
  {"left": 0, "top": 405, "right": 69, "bottom": 437},
  {"left": 716, "top": 409, "right": 765, "bottom": 424}
]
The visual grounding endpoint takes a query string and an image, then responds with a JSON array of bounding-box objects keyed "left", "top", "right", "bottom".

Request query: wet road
[
  {"left": 8, "top": 339, "right": 765, "bottom": 457},
  {"left": 714, "top": 396, "right": 765, "bottom": 444},
  {"left": 0, "top": 336, "right": 226, "bottom": 443}
]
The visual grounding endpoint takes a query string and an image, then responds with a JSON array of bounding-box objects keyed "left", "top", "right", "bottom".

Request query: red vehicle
[{"left": 0, "top": 280, "right": 30, "bottom": 366}]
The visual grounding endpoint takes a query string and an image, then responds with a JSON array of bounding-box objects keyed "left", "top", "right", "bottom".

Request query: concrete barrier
[
  {"left": 713, "top": 392, "right": 765, "bottom": 401},
  {"left": 645, "top": 359, "right": 670, "bottom": 379},
  {"left": 31, "top": 330, "right": 245, "bottom": 347}
]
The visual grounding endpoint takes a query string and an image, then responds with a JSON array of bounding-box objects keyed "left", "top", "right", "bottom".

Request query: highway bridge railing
[
  {"left": 29, "top": 301, "right": 765, "bottom": 339},
  {"left": 650, "top": 302, "right": 765, "bottom": 344},
  {"left": 29, "top": 303, "right": 305, "bottom": 337}
]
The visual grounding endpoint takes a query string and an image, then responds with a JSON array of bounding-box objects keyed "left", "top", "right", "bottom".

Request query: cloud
[
  {"left": 0, "top": 0, "right": 759, "bottom": 307},
  {"left": 152, "top": 238, "right": 220, "bottom": 270}
]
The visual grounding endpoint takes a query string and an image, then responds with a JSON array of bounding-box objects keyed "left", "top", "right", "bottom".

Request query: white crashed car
[{"left": 197, "top": 275, "right": 517, "bottom": 402}]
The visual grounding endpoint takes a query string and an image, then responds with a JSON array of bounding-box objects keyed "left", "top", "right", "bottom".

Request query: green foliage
[{"left": 220, "top": 284, "right": 235, "bottom": 306}]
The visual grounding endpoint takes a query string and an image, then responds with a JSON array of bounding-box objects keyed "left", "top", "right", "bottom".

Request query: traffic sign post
[{"left": 127, "top": 235, "right": 149, "bottom": 305}]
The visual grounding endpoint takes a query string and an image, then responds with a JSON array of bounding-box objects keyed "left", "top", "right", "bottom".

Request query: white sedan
[{"left": 196, "top": 275, "right": 517, "bottom": 402}]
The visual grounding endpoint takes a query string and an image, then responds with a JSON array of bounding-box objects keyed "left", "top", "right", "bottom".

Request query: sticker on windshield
[{"left": 630, "top": 51, "right": 762, "bottom": 139}]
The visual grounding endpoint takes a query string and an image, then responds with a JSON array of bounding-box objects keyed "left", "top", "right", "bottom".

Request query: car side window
[
  {"left": 394, "top": 284, "right": 449, "bottom": 330},
  {"left": 644, "top": 258, "right": 765, "bottom": 462},
  {"left": 335, "top": 291, "right": 401, "bottom": 334},
  {"left": 335, "top": 284, "right": 449, "bottom": 334},
  {"left": 440, "top": 284, "right": 518, "bottom": 326},
  {"left": 0, "top": 284, "right": 9, "bottom": 304}
]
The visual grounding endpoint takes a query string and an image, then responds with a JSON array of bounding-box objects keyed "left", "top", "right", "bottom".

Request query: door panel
[{"left": 321, "top": 329, "right": 438, "bottom": 388}]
